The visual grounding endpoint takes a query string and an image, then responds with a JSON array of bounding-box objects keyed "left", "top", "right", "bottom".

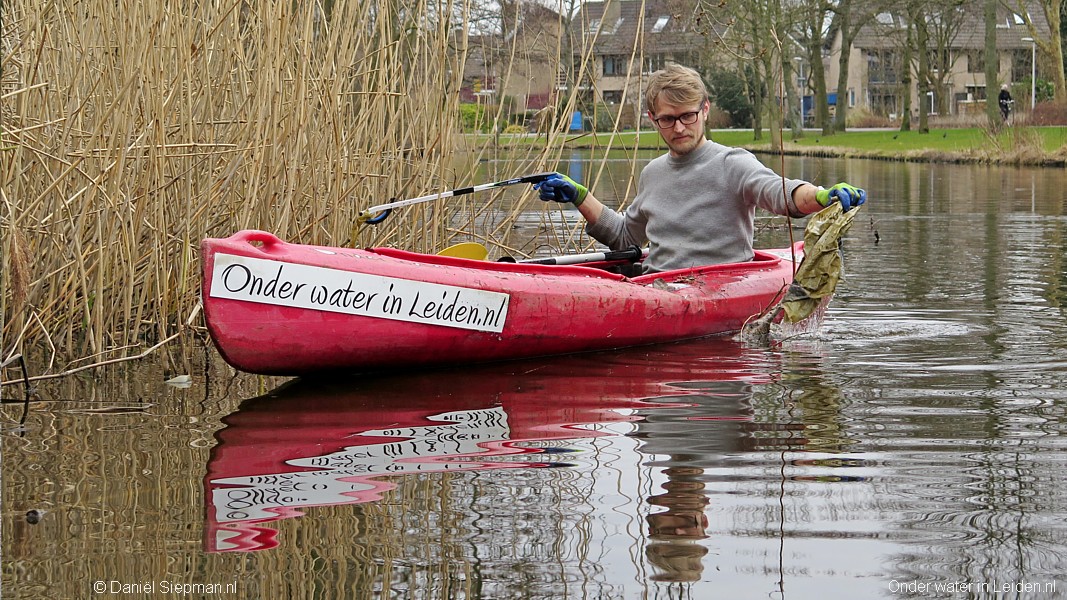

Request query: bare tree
[
  {"left": 900, "top": 9, "right": 915, "bottom": 130},
  {"left": 924, "top": 0, "right": 971, "bottom": 116},
  {"left": 793, "top": 0, "right": 836, "bottom": 134},
  {"left": 700, "top": 0, "right": 792, "bottom": 149},
  {"left": 829, "top": 0, "right": 883, "bottom": 131},
  {"left": 984, "top": 0, "right": 1002, "bottom": 124},
  {"left": 1009, "top": 0, "right": 1067, "bottom": 102},
  {"left": 914, "top": 4, "right": 932, "bottom": 132}
]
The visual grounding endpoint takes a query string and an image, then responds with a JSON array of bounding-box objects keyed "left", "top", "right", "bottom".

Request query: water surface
[{"left": 3, "top": 156, "right": 1066, "bottom": 599}]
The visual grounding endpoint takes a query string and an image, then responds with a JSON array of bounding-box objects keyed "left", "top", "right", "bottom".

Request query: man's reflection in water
[
  {"left": 646, "top": 466, "right": 710, "bottom": 582},
  {"left": 632, "top": 380, "right": 754, "bottom": 583}
]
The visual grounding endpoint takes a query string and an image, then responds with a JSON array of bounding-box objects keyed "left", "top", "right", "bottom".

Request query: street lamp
[
  {"left": 794, "top": 57, "right": 804, "bottom": 127},
  {"left": 1021, "top": 37, "right": 1036, "bottom": 110}
]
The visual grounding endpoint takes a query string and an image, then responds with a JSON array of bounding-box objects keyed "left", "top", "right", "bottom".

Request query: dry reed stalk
[{"left": 1, "top": 0, "right": 613, "bottom": 367}]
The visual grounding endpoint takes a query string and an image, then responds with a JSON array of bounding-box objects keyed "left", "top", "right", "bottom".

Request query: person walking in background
[
  {"left": 533, "top": 64, "right": 867, "bottom": 274},
  {"left": 999, "top": 84, "right": 1014, "bottom": 121}
]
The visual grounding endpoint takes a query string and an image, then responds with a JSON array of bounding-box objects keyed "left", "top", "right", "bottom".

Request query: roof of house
[
  {"left": 570, "top": 0, "right": 721, "bottom": 55},
  {"left": 854, "top": 1, "right": 1051, "bottom": 51}
]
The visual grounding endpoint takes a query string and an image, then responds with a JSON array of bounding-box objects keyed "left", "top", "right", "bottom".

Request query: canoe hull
[{"left": 200, "top": 230, "right": 801, "bottom": 375}]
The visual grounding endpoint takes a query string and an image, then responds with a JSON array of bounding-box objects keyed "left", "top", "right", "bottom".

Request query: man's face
[{"left": 649, "top": 99, "right": 707, "bottom": 157}]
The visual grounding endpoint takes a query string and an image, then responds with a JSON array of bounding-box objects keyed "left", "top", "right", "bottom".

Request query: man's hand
[
  {"left": 534, "top": 173, "right": 588, "bottom": 206},
  {"left": 816, "top": 182, "right": 867, "bottom": 212}
]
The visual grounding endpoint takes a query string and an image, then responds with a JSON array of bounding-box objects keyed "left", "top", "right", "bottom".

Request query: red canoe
[{"left": 200, "top": 230, "right": 801, "bottom": 375}]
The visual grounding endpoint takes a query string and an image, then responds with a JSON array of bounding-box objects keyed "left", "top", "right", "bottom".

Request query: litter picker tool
[{"left": 358, "top": 172, "right": 557, "bottom": 224}]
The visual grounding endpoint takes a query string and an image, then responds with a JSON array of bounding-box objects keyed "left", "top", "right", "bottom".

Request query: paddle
[
  {"left": 518, "top": 246, "right": 646, "bottom": 265},
  {"left": 358, "top": 172, "right": 557, "bottom": 224},
  {"left": 436, "top": 242, "right": 489, "bottom": 260},
  {"left": 433, "top": 244, "right": 645, "bottom": 265}
]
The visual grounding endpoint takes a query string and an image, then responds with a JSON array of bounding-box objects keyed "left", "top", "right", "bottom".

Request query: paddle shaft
[
  {"left": 520, "top": 246, "right": 646, "bottom": 265},
  {"left": 360, "top": 172, "right": 557, "bottom": 223}
]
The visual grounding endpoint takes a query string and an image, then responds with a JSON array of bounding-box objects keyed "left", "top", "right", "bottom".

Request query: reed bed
[{"left": 0, "top": 0, "right": 642, "bottom": 369}]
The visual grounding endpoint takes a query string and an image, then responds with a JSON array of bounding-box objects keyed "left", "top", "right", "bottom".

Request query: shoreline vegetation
[{"left": 2, "top": 0, "right": 1066, "bottom": 380}]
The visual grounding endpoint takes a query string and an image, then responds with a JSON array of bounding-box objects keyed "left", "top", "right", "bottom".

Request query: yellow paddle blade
[{"left": 436, "top": 242, "right": 488, "bottom": 260}]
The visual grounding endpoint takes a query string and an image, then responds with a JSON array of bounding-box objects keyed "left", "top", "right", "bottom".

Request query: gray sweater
[{"left": 586, "top": 140, "right": 807, "bottom": 273}]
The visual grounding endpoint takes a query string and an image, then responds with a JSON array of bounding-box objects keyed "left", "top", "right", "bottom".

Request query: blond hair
[{"left": 645, "top": 64, "right": 708, "bottom": 113}]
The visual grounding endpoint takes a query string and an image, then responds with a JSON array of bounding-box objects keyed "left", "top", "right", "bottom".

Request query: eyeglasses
[{"left": 651, "top": 109, "right": 701, "bottom": 129}]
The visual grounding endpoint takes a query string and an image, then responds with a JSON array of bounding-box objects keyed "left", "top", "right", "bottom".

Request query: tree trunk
[
  {"left": 749, "top": 63, "right": 764, "bottom": 141},
  {"left": 915, "top": 8, "right": 931, "bottom": 133},
  {"left": 784, "top": 57, "right": 802, "bottom": 136},
  {"left": 833, "top": 0, "right": 853, "bottom": 132},
  {"left": 984, "top": 0, "right": 1002, "bottom": 125},
  {"left": 764, "top": 56, "right": 783, "bottom": 151},
  {"left": 900, "top": 20, "right": 914, "bottom": 132},
  {"left": 809, "top": 37, "right": 832, "bottom": 135},
  {"left": 1042, "top": 0, "right": 1066, "bottom": 101}
]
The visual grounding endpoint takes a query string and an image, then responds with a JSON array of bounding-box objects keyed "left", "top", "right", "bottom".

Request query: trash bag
[
  {"left": 781, "top": 202, "right": 857, "bottom": 323},
  {"left": 737, "top": 203, "right": 857, "bottom": 344}
]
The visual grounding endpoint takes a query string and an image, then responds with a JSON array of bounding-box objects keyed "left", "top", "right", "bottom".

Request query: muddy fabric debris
[
  {"left": 738, "top": 203, "right": 858, "bottom": 344},
  {"left": 782, "top": 203, "right": 857, "bottom": 323}
]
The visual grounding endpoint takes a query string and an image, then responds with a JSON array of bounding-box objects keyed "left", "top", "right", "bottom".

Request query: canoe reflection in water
[{"left": 204, "top": 338, "right": 826, "bottom": 582}]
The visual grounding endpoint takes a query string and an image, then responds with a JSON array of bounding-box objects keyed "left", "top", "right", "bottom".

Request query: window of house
[
  {"left": 652, "top": 16, "right": 669, "bottom": 33},
  {"left": 645, "top": 54, "right": 666, "bottom": 73},
  {"left": 966, "top": 50, "right": 984, "bottom": 73},
  {"left": 586, "top": 19, "right": 601, "bottom": 34},
  {"left": 602, "top": 90, "right": 623, "bottom": 104},
  {"left": 1011, "top": 49, "right": 1032, "bottom": 83},
  {"left": 928, "top": 48, "right": 948, "bottom": 73},
  {"left": 867, "top": 50, "right": 899, "bottom": 84},
  {"left": 870, "top": 92, "right": 898, "bottom": 116},
  {"left": 603, "top": 56, "right": 627, "bottom": 76}
]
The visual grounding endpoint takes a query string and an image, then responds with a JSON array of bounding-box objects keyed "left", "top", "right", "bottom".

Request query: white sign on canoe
[{"left": 209, "top": 254, "right": 509, "bottom": 333}]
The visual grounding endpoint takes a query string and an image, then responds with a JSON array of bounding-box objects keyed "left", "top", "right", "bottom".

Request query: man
[{"left": 534, "top": 64, "right": 867, "bottom": 273}]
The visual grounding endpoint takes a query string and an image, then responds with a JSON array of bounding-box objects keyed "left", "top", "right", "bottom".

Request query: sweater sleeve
[
  {"left": 586, "top": 202, "right": 649, "bottom": 251},
  {"left": 728, "top": 149, "right": 807, "bottom": 218},
  {"left": 585, "top": 163, "right": 655, "bottom": 251}
]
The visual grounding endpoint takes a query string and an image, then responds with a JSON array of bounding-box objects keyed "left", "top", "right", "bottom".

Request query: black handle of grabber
[
  {"left": 515, "top": 172, "right": 557, "bottom": 185},
  {"left": 602, "top": 246, "right": 644, "bottom": 263}
]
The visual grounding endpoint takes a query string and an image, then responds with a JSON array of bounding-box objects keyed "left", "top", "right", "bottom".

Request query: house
[
  {"left": 459, "top": 2, "right": 563, "bottom": 113},
  {"left": 832, "top": 0, "right": 1052, "bottom": 119},
  {"left": 565, "top": 0, "right": 718, "bottom": 128},
  {"left": 561, "top": 0, "right": 1052, "bottom": 126}
]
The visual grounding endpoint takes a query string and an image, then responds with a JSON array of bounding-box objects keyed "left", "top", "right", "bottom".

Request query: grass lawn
[
  {"left": 489, "top": 127, "right": 1067, "bottom": 160},
  {"left": 773, "top": 127, "right": 1066, "bottom": 155}
]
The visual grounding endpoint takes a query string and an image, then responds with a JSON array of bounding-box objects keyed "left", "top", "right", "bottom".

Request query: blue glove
[
  {"left": 816, "top": 182, "right": 867, "bottom": 212},
  {"left": 534, "top": 173, "right": 588, "bottom": 206}
]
